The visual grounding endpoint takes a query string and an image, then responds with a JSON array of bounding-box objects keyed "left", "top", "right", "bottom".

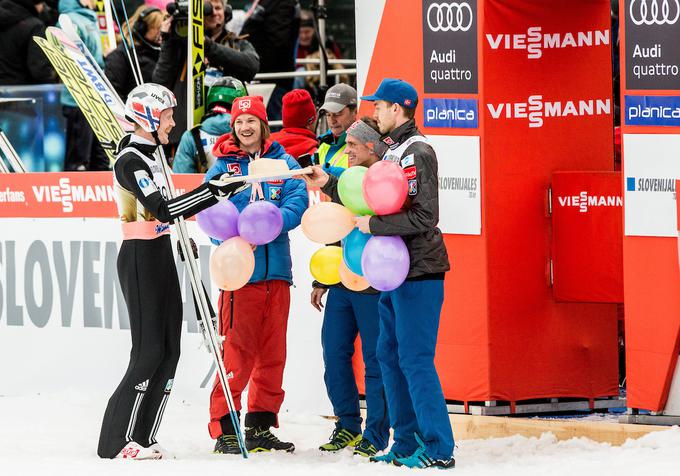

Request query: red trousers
[{"left": 208, "top": 280, "right": 290, "bottom": 438}]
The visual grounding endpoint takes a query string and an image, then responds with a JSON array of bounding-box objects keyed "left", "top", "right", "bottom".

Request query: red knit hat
[
  {"left": 282, "top": 89, "right": 317, "bottom": 128},
  {"left": 230, "top": 96, "right": 268, "bottom": 126}
]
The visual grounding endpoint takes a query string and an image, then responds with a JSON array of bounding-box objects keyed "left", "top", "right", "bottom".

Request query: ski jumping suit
[
  {"left": 98, "top": 135, "right": 221, "bottom": 458},
  {"left": 318, "top": 178, "right": 390, "bottom": 450},
  {"left": 205, "top": 136, "right": 308, "bottom": 437},
  {"left": 368, "top": 120, "right": 455, "bottom": 460}
]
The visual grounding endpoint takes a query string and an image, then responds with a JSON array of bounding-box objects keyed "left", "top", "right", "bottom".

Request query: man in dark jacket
[
  {"left": 358, "top": 79, "right": 455, "bottom": 469},
  {"left": 0, "top": 0, "right": 56, "bottom": 85},
  {"left": 152, "top": 0, "right": 259, "bottom": 146},
  {"left": 240, "top": 0, "right": 299, "bottom": 121}
]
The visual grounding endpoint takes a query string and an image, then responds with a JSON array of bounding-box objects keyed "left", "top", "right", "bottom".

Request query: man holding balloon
[
  {"left": 303, "top": 79, "right": 455, "bottom": 469},
  {"left": 307, "top": 117, "right": 391, "bottom": 458},
  {"left": 202, "top": 96, "right": 308, "bottom": 455}
]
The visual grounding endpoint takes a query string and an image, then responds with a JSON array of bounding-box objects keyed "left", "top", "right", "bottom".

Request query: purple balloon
[
  {"left": 238, "top": 201, "right": 284, "bottom": 245},
  {"left": 361, "top": 236, "right": 410, "bottom": 291},
  {"left": 196, "top": 200, "right": 239, "bottom": 241}
]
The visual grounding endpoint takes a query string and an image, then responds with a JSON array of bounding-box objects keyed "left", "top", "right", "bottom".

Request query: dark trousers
[
  {"left": 97, "top": 236, "right": 182, "bottom": 458},
  {"left": 322, "top": 287, "right": 390, "bottom": 450},
  {"left": 62, "top": 106, "right": 111, "bottom": 171}
]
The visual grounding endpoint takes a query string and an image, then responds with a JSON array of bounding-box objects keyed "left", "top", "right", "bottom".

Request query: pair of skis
[
  {"left": 33, "top": 8, "right": 246, "bottom": 458},
  {"left": 0, "top": 128, "right": 27, "bottom": 173}
]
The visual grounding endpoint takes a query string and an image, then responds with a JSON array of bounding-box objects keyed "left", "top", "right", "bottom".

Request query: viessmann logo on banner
[
  {"left": 625, "top": 95, "right": 680, "bottom": 125},
  {"left": 486, "top": 27, "right": 610, "bottom": 59},
  {"left": 0, "top": 173, "right": 202, "bottom": 218},
  {"left": 625, "top": 0, "right": 680, "bottom": 90},
  {"left": 422, "top": 0, "right": 478, "bottom": 94},
  {"left": 486, "top": 95, "right": 611, "bottom": 128},
  {"left": 423, "top": 97, "right": 478, "bottom": 128}
]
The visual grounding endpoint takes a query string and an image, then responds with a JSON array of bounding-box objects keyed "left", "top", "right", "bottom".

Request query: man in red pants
[{"left": 205, "top": 96, "right": 309, "bottom": 454}]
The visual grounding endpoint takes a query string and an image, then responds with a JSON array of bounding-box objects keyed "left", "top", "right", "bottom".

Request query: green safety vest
[{"left": 318, "top": 142, "right": 349, "bottom": 169}]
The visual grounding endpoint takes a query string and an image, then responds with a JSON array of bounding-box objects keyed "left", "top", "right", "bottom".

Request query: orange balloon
[
  {"left": 209, "top": 237, "right": 255, "bottom": 291},
  {"left": 339, "top": 260, "right": 370, "bottom": 291},
  {"left": 301, "top": 202, "right": 355, "bottom": 244}
]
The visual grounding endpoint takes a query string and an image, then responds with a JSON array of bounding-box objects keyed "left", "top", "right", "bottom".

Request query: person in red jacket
[{"left": 270, "top": 89, "right": 319, "bottom": 161}]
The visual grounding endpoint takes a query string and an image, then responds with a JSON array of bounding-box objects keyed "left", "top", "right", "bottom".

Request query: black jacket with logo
[
  {"left": 0, "top": 0, "right": 56, "bottom": 85},
  {"left": 347, "top": 120, "right": 450, "bottom": 279}
]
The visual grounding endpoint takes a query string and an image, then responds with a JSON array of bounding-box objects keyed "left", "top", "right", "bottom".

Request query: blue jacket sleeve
[
  {"left": 173, "top": 130, "right": 198, "bottom": 173},
  {"left": 322, "top": 161, "right": 346, "bottom": 179},
  {"left": 280, "top": 155, "right": 309, "bottom": 233}
]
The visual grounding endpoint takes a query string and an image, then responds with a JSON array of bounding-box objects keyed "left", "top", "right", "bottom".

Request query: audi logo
[
  {"left": 629, "top": 0, "right": 680, "bottom": 26},
  {"left": 427, "top": 2, "right": 474, "bottom": 33}
]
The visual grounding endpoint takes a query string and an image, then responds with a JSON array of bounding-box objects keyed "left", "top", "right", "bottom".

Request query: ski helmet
[
  {"left": 125, "top": 83, "right": 177, "bottom": 132},
  {"left": 206, "top": 76, "right": 248, "bottom": 112}
]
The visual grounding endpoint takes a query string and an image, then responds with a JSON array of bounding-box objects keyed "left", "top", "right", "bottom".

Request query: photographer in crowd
[{"left": 152, "top": 0, "right": 259, "bottom": 147}]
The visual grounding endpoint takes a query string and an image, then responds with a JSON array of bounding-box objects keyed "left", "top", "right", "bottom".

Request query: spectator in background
[
  {"left": 153, "top": 0, "right": 259, "bottom": 149},
  {"left": 240, "top": 0, "right": 300, "bottom": 121},
  {"left": 173, "top": 76, "right": 247, "bottom": 173},
  {"left": 0, "top": 0, "right": 57, "bottom": 85},
  {"left": 58, "top": 0, "right": 109, "bottom": 171},
  {"left": 204, "top": 0, "right": 259, "bottom": 87},
  {"left": 105, "top": 5, "right": 164, "bottom": 102},
  {"left": 270, "top": 89, "right": 318, "bottom": 160},
  {"left": 317, "top": 83, "right": 356, "bottom": 177}
]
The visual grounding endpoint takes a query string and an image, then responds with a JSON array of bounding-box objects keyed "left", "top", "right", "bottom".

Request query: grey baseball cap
[{"left": 320, "top": 83, "right": 358, "bottom": 113}]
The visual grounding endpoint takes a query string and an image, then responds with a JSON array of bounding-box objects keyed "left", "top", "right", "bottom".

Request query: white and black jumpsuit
[{"left": 98, "top": 135, "right": 219, "bottom": 458}]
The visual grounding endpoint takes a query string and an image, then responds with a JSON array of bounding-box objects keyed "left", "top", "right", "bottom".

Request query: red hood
[{"left": 212, "top": 134, "right": 276, "bottom": 158}]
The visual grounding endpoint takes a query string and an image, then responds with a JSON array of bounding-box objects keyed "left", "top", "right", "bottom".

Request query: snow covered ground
[{"left": 1, "top": 390, "right": 679, "bottom": 476}]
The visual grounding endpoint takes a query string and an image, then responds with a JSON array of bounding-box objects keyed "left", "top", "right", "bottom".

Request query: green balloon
[{"left": 338, "top": 166, "right": 375, "bottom": 216}]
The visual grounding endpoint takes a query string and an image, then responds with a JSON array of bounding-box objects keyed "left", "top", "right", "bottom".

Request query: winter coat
[
  {"left": 173, "top": 113, "right": 232, "bottom": 174},
  {"left": 240, "top": 0, "right": 299, "bottom": 90},
  {"left": 105, "top": 39, "right": 159, "bottom": 103},
  {"left": 205, "top": 136, "right": 308, "bottom": 284},
  {"left": 152, "top": 30, "right": 259, "bottom": 144},
  {"left": 270, "top": 127, "right": 318, "bottom": 161},
  {"left": 58, "top": 0, "right": 103, "bottom": 108},
  {"left": 322, "top": 120, "right": 450, "bottom": 279},
  {"left": 0, "top": 0, "right": 56, "bottom": 85}
]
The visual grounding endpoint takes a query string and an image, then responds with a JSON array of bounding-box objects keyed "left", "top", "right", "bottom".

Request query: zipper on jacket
[
  {"left": 229, "top": 291, "right": 234, "bottom": 329},
  {"left": 264, "top": 244, "right": 269, "bottom": 280}
]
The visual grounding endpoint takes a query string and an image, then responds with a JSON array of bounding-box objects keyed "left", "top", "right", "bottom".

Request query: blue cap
[{"left": 361, "top": 78, "right": 418, "bottom": 109}]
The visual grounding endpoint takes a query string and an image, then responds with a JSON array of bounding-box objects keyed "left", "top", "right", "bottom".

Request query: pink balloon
[{"left": 362, "top": 161, "right": 408, "bottom": 215}]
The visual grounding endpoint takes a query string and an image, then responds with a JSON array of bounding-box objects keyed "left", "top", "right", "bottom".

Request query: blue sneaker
[
  {"left": 393, "top": 434, "right": 455, "bottom": 469},
  {"left": 369, "top": 450, "right": 406, "bottom": 464}
]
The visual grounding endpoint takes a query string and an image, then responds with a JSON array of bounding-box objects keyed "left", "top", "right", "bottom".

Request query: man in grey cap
[{"left": 317, "top": 83, "right": 358, "bottom": 177}]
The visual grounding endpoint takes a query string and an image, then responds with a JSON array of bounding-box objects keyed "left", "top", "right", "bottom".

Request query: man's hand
[
  {"left": 208, "top": 179, "right": 250, "bottom": 200},
  {"left": 311, "top": 287, "right": 328, "bottom": 312},
  {"left": 297, "top": 165, "right": 330, "bottom": 188},
  {"left": 160, "top": 16, "right": 172, "bottom": 34},
  {"left": 355, "top": 216, "right": 372, "bottom": 234}
]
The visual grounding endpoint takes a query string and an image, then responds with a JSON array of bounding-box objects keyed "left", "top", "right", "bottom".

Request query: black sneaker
[
  {"left": 245, "top": 426, "right": 295, "bottom": 453},
  {"left": 214, "top": 434, "right": 241, "bottom": 454}
]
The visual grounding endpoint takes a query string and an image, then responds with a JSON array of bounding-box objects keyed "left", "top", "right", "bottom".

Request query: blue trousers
[
  {"left": 321, "top": 287, "right": 390, "bottom": 450},
  {"left": 376, "top": 280, "right": 454, "bottom": 459}
]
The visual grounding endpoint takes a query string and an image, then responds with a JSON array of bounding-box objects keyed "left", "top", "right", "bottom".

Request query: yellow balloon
[
  {"left": 339, "top": 260, "right": 370, "bottom": 291},
  {"left": 310, "top": 246, "right": 342, "bottom": 285},
  {"left": 210, "top": 237, "right": 255, "bottom": 291},
  {"left": 301, "top": 202, "right": 355, "bottom": 244}
]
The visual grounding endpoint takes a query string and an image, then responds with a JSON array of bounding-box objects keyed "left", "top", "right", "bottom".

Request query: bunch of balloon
[
  {"left": 342, "top": 162, "right": 411, "bottom": 291},
  {"left": 197, "top": 198, "right": 283, "bottom": 291}
]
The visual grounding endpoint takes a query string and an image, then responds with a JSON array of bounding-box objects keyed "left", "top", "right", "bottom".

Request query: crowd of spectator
[{"left": 0, "top": 0, "right": 354, "bottom": 171}]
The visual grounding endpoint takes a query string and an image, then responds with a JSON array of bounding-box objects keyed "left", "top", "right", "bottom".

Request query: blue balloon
[{"left": 342, "top": 228, "right": 371, "bottom": 276}]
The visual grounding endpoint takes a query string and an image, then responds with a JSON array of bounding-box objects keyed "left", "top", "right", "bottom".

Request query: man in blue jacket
[
  {"left": 203, "top": 96, "right": 308, "bottom": 455},
  {"left": 317, "top": 83, "right": 357, "bottom": 177}
]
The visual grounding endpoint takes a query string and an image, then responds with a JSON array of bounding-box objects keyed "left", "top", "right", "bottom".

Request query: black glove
[{"left": 208, "top": 179, "right": 250, "bottom": 200}]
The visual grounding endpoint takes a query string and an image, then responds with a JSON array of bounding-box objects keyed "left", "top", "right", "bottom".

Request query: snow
[{"left": 1, "top": 390, "right": 679, "bottom": 475}]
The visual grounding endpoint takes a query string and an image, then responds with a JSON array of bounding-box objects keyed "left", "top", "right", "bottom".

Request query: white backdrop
[{"left": 0, "top": 218, "right": 331, "bottom": 416}]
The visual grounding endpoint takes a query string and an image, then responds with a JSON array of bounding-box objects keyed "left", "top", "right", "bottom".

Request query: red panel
[{"left": 552, "top": 172, "right": 623, "bottom": 302}]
